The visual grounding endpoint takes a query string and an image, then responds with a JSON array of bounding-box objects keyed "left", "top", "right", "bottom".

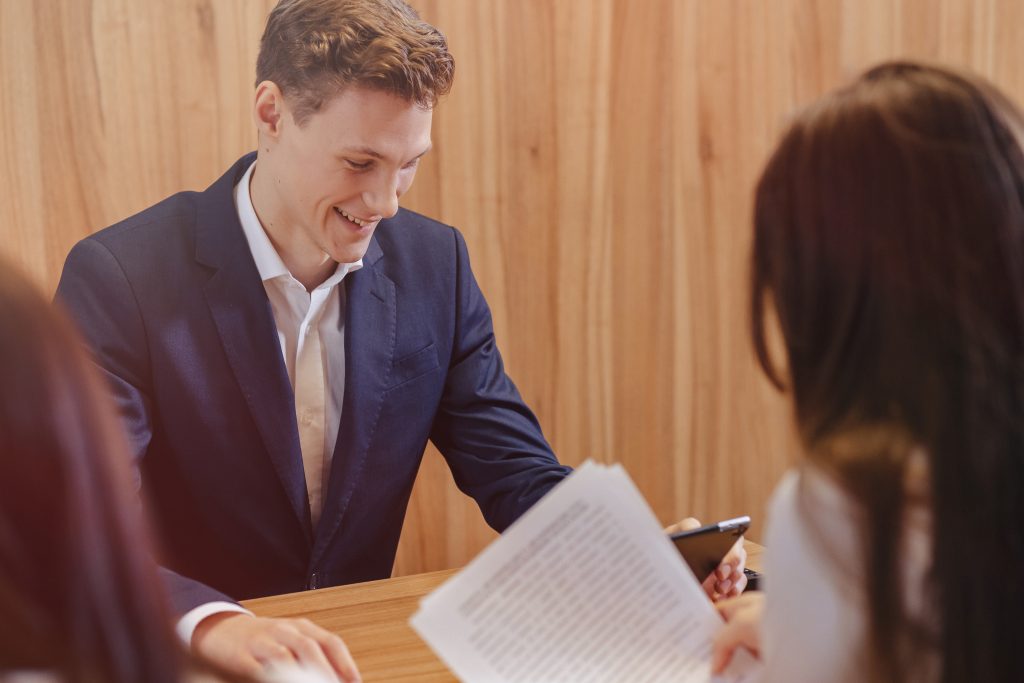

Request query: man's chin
[{"left": 330, "top": 240, "right": 372, "bottom": 266}]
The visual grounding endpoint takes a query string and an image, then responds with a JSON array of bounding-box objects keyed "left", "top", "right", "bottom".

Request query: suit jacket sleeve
[
  {"left": 429, "top": 229, "right": 572, "bottom": 532},
  {"left": 56, "top": 237, "right": 237, "bottom": 614}
]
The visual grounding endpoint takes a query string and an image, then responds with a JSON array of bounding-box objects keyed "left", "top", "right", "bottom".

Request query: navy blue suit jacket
[{"left": 56, "top": 154, "right": 571, "bottom": 613}]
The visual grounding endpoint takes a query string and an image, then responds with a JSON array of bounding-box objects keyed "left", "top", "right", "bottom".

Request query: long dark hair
[
  {"left": 0, "top": 263, "right": 185, "bottom": 681},
  {"left": 751, "top": 62, "right": 1024, "bottom": 682}
]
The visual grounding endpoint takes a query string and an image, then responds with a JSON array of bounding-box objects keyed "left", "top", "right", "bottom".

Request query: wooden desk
[{"left": 244, "top": 542, "right": 764, "bottom": 682}]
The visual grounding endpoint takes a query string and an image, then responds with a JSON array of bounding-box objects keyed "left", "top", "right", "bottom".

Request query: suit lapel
[
  {"left": 194, "top": 155, "right": 313, "bottom": 545},
  {"left": 313, "top": 238, "right": 395, "bottom": 563}
]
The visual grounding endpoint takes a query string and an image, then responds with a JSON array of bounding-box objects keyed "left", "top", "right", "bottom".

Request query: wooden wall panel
[{"left": 2, "top": 0, "right": 1022, "bottom": 577}]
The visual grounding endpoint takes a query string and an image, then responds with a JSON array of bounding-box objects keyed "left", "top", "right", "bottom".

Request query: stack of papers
[{"left": 411, "top": 461, "right": 759, "bottom": 682}]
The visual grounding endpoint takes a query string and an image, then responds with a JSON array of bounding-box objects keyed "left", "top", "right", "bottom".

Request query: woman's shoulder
[
  {"left": 758, "top": 467, "right": 868, "bottom": 683},
  {"left": 759, "top": 464, "right": 935, "bottom": 682},
  {"left": 767, "top": 466, "right": 853, "bottom": 527}
]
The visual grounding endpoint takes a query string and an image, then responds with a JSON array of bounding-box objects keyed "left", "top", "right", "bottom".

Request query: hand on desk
[
  {"left": 665, "top": 517, "right": 748, "bottom": 601},
  {"left": 193, "top": 612, "right": 361, "bottom": 683}
]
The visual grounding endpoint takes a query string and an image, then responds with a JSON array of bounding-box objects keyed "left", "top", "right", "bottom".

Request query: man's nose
[{"left": 363, "top": 173, "right": 400, "bottom": 219}]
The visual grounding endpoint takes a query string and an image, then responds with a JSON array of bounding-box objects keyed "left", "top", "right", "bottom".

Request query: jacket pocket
[{"left": 386, "top": 342, "right": 439, "bottom": 391}]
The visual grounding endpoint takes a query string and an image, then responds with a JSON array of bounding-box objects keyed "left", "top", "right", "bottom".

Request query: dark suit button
[{"left": 308, "top": 572, "right": 320, "bottom": 590}]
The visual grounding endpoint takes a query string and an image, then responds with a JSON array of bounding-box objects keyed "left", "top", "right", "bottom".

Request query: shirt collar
[{"left": 234, "top": 160, "right": 363, "bottom": 288}]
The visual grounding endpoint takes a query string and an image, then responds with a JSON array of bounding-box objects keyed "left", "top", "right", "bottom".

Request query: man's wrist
[{"left": 177, "top": 601, "right": 253, "bottom": 646}]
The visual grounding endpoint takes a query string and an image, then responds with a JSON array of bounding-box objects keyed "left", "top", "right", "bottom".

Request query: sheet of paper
[{"left": 410, "top": 461, "right": 760, "bottom": 682}]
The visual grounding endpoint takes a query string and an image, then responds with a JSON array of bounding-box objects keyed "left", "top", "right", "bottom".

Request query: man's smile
[{"left": 335, "top": 206, "right": 376, "bottom": 227}]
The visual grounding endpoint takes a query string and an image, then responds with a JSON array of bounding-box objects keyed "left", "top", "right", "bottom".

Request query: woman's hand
[{"left": 711, "top": 592, "right": 765, "bottom": 673}]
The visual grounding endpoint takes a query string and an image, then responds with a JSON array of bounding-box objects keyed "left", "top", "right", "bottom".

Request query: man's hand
[
  {"left": 193, "top": 612, "right": 361, "bottom": 683},
  {"left": 664, "top": 517, "right": 748, "bottom": 601},
  {"left": 711, "top": 592, "right": 765, "bottom": 673}
]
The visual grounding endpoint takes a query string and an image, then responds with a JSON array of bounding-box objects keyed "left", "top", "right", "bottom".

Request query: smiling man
[
  {"left": 54, "top": 0, "right": 573, "bottom": 679},
  {"left": 55, "top": 0, "right": 750, "bottom": 678}
]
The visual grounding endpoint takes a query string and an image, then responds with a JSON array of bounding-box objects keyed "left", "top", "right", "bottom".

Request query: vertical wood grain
[{"left": 2, "top": 0, "right": 1022, "bottom": 576}]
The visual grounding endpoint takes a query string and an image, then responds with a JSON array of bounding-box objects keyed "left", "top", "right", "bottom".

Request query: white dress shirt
[{"left": 177, "top": 160, "right": 362, "bottom": 643}]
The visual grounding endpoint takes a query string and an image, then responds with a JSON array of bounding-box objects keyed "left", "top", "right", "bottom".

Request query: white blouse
[{"left": 756, "top": 467, "right": 936, "bottom": 682}]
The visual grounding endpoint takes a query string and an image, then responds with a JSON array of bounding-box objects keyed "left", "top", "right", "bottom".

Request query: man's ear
[{"left": 253, "top": 81, "right": 287, "bottom": 141}]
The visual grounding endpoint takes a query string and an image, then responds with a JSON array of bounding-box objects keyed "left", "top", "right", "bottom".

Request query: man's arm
[
  {"left": 428, "top": 231, "right": 746, "bottom": 600},
  {"left": 57, "top": 238, "right": 155, "bottom": 487},
  {"left": 57, "top": 238, "right": 234, "bottom": 610},
  {"left": 428, "top": 228, "right": 572, "bottom": 532},
  {"left": 159, "top": 567, "right": 251, "bottom": 640}
]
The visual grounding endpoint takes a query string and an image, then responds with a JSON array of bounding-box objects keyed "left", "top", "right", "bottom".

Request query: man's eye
[
  {"left": 346, "top": 159, "right": 373, "bottom": 171},
  {"left": 402, "top": 159, "right": 421, "bottom": 170}
]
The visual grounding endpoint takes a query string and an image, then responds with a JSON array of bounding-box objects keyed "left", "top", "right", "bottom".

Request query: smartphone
[{"left": 668, "top": 515, "right": 750, "bottom": 582}]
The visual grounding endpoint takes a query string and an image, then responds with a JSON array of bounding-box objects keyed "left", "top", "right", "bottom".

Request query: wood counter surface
[{"left": 243, "top": 542, "right": 764, "bottom": 681}]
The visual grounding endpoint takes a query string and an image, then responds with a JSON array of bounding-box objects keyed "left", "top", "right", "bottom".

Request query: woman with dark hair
[
  {"left": 0, "top": 263, "right": 190, "bottom": 681},
  {"left": 712, "top": 62, "right": 1024, "bottom": 682}
]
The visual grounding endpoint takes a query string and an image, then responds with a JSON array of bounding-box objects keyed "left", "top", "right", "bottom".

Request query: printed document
[{"left": 410, "top": 461, "right": 759, "bottom": 682}]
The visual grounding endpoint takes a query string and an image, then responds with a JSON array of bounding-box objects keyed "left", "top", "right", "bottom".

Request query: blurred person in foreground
[
  {"left": 0, "top": 263, "right": 189, "bottom": 681},
  {"left": 712, "top": 61, "right": 1024, "bottom": 682},
  {"left": 0, "top": 263, "right": 342, "bottom": 683}
]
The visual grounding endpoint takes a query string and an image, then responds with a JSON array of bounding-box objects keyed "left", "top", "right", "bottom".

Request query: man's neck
[{"left": 249, "top": 164, "right": 336, "bottom": 292}]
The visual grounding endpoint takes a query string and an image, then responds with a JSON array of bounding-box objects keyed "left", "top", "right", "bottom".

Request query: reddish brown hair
[
  {"left": 256, "top": 0, "right": 455, "bottom": 124},
  {"left": 0, "top": 264, "right": 184, "bottom": 681}
]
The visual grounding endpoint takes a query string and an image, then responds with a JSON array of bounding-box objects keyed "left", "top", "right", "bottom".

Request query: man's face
[{"left": 259, "top": 86, "right": 434, "bottom": 265}]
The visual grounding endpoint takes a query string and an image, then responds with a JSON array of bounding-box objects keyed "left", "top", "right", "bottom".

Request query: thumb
[
  {"left": 679, "top": 517, "right": 701, "bottom": 531},
  {"left": 665, "top": 517, "right": 702, "bottom": 534}
]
